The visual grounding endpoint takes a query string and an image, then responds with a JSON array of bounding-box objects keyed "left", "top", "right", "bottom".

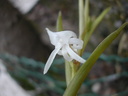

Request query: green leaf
[
  {"left": 80, "top": 7, "right": 111, "bottom": 56},
  {"left": 63, "top": 22, "right": 128, "bottom": 96},
  {"left": 91, "top": 7, "right": 111, "bottom": 34},
  {"left": 56, "top": 11, "right": 63, "bottom": 31}
]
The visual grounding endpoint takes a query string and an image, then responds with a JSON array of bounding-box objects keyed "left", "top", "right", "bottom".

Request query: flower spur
[{"left": 43, "top": 28, "right": 86, "bottom": 74}]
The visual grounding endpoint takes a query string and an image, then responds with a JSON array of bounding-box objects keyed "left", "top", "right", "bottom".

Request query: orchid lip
[{"left": 43, "top": 43, "right": 62, "bottom": 74}]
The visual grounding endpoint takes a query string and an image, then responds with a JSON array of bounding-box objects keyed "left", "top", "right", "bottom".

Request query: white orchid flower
[{"left": 43, "top": 28, "right": 86, "bottom": 74}]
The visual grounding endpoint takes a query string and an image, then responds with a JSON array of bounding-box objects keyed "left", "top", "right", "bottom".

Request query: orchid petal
[
  {"left": 43, "top": 43, "right": 62, "bottom": 74},
  {"left": 56, "top": 31, "right": 77, "bottom": 39},
  {"left": 66, "top": 45, "right": 86, "bottom": 63},
  {"left": 61, "top": 46, "right": 73, "bottom": 61},
  {"left": 58, "top": 50, "right": 62, "bottom": 55},
  {"left": 69, "top": 38, "right": 83, "bottom": 49},
  {"left": 46, "top": 28, "right": 77, "bottom": 45},
  {"left": 46, "top": 28, "right": 58, "bottom": 45}
]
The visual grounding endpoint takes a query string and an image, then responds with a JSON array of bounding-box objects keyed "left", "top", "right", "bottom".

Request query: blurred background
[{"left": 0, "top": 0, "right": 128, "bottom": 96}]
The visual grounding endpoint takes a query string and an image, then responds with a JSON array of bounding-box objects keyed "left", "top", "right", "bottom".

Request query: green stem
[
  {"left": 70, "top": 61, "right": 80, "bottom": 78},
  {"left": 65, "top": 61, "right": 80, "bottom": 86},
  {"left": 65, "top": 61, "right": 72, "bottom": 86},
  {"left": 79, "top": 0, "right": 84, "bottom": 38}
]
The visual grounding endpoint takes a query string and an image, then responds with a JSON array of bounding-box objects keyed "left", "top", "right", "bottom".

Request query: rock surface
[{"left": 0, "top": 60, "right": 31, "bottom": 96}]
